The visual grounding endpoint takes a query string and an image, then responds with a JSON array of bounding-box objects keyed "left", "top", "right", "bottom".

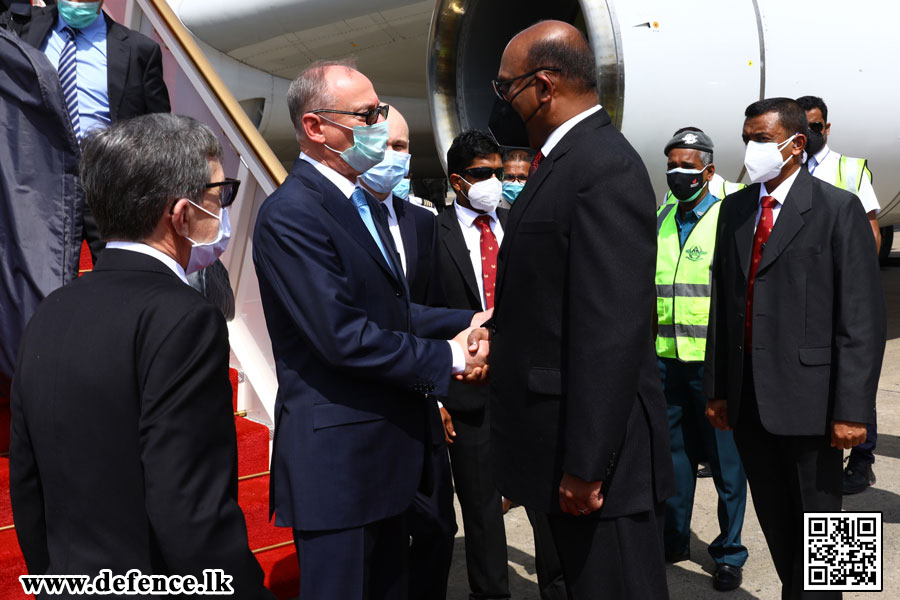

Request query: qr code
[{"left": 804, "top": 512, "right": 882, "bottom": 591}]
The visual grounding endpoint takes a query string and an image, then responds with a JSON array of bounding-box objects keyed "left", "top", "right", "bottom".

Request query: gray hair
[
  {"left": 80, "top": 113, "right": 222, "bottom": 242},
  {"left": 287, "top": 59, "right": 357, "bottom": 139},
  {"left": 698, "top": 150, "right": 712, "bottom": 167}
]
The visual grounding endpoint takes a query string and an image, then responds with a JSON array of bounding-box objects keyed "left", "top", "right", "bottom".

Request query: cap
[{"left": 664, "top": 129, "right": 714, "bottom": 156}]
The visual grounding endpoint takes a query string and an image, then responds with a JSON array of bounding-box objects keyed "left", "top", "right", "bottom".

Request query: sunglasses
[
  {"left": 310, "top": 104, "right": 390, "bottom": 126},
  {"left": 808, "top": 121, "right": 825, "bottom": 134},
  {"left": 491, "top": 67, "right": 561, "bottom": 102},
  {"left": 503, "top": 174, "right": 528, "bottom": 183},
  {"left": 206, "top": 178, "right": 241, "bottom": 208},
  {"left": 462, "top": 167, "right": 504, "bottom": 181}
]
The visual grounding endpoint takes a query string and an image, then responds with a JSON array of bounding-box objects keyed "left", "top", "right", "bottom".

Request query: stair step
[
  {"left": 238, "top": 474, "right": 292, "bottom": 551},
  {"left": 0, "top": 457, "right": 11, "bottom": 529},
  {"left": 0, "top": 528, "right": 28, "bottom": 600},
  {"left": 235, "top": 416, "right": 269, "bottom": 478},
  {"left": 256, "top": 543, "right": 299, "bottom": 600}
]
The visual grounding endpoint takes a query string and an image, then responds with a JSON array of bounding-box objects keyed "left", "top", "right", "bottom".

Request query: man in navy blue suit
[{"left": 253, "top": 61, "right": 490, "bottom": 600}]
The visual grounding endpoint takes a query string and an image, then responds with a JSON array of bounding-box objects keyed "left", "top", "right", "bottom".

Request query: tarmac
[{"left": 446, "top": 231, "right": 900, "bottom": 599}]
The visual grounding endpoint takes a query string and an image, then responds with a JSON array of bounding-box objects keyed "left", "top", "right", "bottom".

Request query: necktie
[
  {"left": 351, "top": 189, "right": 396, "bottom": 274},
  {"left": 58, "top": 27, "right": 81, "bottom": 140},
  {"left": 474, "top": 215, "right": 498, "bottom": 309},
  {"left": 807, "top": 156, "right": 818, "bottom": 173},
  {"left": 745, "top": 195, "right": 778, "bottom": 346},
  {"left": 529, "top": 151, "right": 544, "bottom": 176}
]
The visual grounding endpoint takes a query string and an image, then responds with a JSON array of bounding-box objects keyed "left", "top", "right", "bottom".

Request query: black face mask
[
  {"left": 489, "top": 96, "right": 531, "bottom": 148},
  {"left": 666, "top": 166, "right": 708, "bottom": 202},
  {"left": 805, "top": 129, "right": 825, "bottom": 156}
]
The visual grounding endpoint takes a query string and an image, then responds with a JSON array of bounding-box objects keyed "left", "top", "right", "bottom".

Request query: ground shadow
[
  {"left": 842, "top": 485, "right": 900, "bottom": 523},
  {"left": 875, "top": 433, "right": 900, "bottom": 461}
]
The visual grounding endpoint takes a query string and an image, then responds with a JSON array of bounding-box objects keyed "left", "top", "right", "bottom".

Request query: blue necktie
[
  {"left": 351, "top": 188, "right": 396, "bottom": 274},
  {"left": 59, "top": 27, "right": 82, "bottom": 140}
]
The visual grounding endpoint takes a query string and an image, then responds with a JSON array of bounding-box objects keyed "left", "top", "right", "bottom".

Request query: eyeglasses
[
  {"left": 206, "top": 178, "right": 241, "bottom": 207},
  {"left": 808, "top": 121, "right": 825, "bottom": 134},
  {"left": 492, "top": 67, "right": 561, "bottom": 102},
  {"left": 503, "top": 174, "right": 528, "bottom": 183},
  {"left": 462, "top": 167, "right": 504, "bottom": 181},
  {"left": 310, "top": 104, "right": 390, "bottom": 126}
]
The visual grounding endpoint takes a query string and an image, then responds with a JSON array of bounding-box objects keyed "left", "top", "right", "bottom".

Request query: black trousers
[
  {"left": 447, "top": 405, "right": 510, "bottom": 599},
  {"left": 525, "top": 508, "right": 567, "bottom": 600},
  {"left": 546, "top": 503, "right": 668, "bottom": 600},
  {"left": 293, "top": 513, "right": 409, "bottom": 600},
  {"left": 735, "top": 359, "right": 842, "bottom": 599}
]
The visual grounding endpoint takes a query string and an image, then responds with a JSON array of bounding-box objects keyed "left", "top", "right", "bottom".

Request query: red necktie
[
  {"left": 474, "top": 215, "right": 498, "bottom": 309},
  {"left": 529, "top": 151, "right": 544, "bottom": 176},
  {"left": 745, "top": 195, "right": 778, "bottom": 346}
]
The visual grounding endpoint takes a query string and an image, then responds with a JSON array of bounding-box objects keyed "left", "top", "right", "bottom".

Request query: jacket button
[
  {"left": 737, "top": 345, "right": 743, "bottom": 352},
  {"left": 394, "top": 290, "right": 402, "bottom": 297}
]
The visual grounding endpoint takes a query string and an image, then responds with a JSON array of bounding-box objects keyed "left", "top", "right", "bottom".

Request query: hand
[
  {"left": 558, "top": 472, "right": 603, "bottom": 516},
  {"left": 466, "top": 327, "right": 491, "bottom": 354},
  {"left": 706, "top": 399, "right": 730, "bottom": 431},
  {"left": 452, "top": 327, "right": 489, "bottom": 383},
  {"left": 439, "top": 406, "right": 456, "bottom": 445},
  {"left": 471, "top": 307, "right": 493, "bottom": 329},
  {"left": 831, "top": 420, "right": 867, "bottom": 450}
]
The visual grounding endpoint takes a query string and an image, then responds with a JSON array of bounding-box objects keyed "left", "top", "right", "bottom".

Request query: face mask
[
  {"left": 743, "top": 134, "right": 797, "bottom": 184},
  {"left": 58, "top": 0, "right": 102, "bottom": 29},
  {"left": 666, "top": 166, "right": 709, "bottom": 203},
  {"left": 358, "top": 149, "right": 410, "bottom": 195},
  {"left": 322, "top": 117, "right": 389, "bottom": 173},
  {"left": 460, "top": 177, "right": 502, "bottom": 212},
  {"left": 502, "top": 181, "right": 525, "bottom": 204},
  {"left": 805, "top": 129, "right": 825, "bottom": 156},
  {"left": 393, "top": 178, "right": 411, "bottom": 199},
  {"left": 488, "top": 80, "right": 545, "bottom": 148},
  {"left": 185, "top": 203, "right": 231, "bottom": 274}
]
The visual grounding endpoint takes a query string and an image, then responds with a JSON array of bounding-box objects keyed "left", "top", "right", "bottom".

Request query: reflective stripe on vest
[
  {"left": 835, "top": 156, "right": 870, "bottom": 194},
  {"left": 655, "top": 200, "right": 722, "bottom": 361},
  {"left": 665, "top": 178, "right": 745, "bottom": 205}
]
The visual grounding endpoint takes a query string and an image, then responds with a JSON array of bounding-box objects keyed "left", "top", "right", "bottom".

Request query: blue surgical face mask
[
  {"left": 502, "top": 181, "right": 525, "bottom": 204},
  {"left": 322, "top": 117, "right": 389, "bottom": 173},
  {"left": 358, "top": 149, "right": 411, "bottom": 195},
  {"left": 393, "top": 178, "right": 411, "bottom": 199},
  {"left": 58, "top": 0, "right": 102, "bottom": 29}
]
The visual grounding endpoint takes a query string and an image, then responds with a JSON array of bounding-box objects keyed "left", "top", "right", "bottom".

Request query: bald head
[
  {"left": 386, "top": 105, "right": 410, "bottom": 154},
  {"left": 504, "top": 20, "right": 596, "bottom": 94}
]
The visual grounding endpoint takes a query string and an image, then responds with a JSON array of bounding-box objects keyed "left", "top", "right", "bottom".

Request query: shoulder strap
[{"left": 657, "top": 203, "right": 676, "bottom": 234}]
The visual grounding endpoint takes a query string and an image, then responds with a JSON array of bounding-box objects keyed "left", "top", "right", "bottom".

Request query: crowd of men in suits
[{"left": 2, "top": 4, "right": 887, "bottom": 600}]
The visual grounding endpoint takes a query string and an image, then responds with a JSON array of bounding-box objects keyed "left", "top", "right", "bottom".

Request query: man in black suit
[
  {"left": 359, "top": 105, "right": 457, "bottom": 600},
  {"left": 253, "top": 61, "right": 489, "bottom": 599},
  {"left": 10, "top": 113, "right": 273, "bottom": 598},
  {"left": 20, "top": 0, "right": 170, "bottom": 260},
  {"left": 705, "top": 97, "right": 886, "bottom": 599},
  {"left": 484, "top": 21, "right": 674, "bottom": 599}
]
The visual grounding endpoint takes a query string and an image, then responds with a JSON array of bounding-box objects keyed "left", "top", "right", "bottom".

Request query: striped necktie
[{"left": 58, "top": 26, "right": 82, "bottom": 140}]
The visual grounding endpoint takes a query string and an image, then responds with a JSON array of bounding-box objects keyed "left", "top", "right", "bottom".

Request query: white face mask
[
  {"left": 185, "top": 202, "right": 231, "bottom": 274},
  {"left": 743, "top": 134, "right": 797, "bottom": 184},
  {"left": 460, "top": 177, "right": 502, "bottom": 212}
]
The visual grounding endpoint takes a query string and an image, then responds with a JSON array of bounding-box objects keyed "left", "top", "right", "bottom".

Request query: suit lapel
[
  {"left": 757, "top": 169, "right": 811, "bottom": 274},
  {"left": 734, "top": 185, "right": 761, "bottom": 282},
  {"left": 439, "top": 210, "right": 480, "bottom": 303},
  {"left": 393, "top": 196, "right": 417, "bottom": 284},
  {"left": 104, "top": 17, "right": 129, "bottom": 122},
  {"left": 21, "top": 6, "right": 54, "bottom": 47}
]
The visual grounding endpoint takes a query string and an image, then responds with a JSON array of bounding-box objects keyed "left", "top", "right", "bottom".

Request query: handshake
[{"left": 452, "top": 309, "right": 493, "bottom": 383}]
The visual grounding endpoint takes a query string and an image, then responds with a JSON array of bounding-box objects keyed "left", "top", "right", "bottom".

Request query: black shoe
[
  {"left": 665, "top": 548, "right": 690, "bottom": 563},
  {"left": 713, "top": 564, "right": 742, "bottom": 591},
  {"left": 697, "top": 463, "right": 713, "bottom": 478},
  {"left": 843, "top": 458, "right": 876, "bottom": 495}
]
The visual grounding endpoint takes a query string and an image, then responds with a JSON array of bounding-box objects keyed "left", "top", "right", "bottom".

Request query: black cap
[{"left": 664, "top": 129, "right": 714, "bottom": 156}]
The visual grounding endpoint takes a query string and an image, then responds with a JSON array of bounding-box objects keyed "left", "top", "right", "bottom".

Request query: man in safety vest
[
  {"left": 662, "top": 127, "right": 745, "bottom": 206},
  {"left": 656, "top": 129, "right": 748, "bottom": 592},
  {"left": 797, "top": 95, "right": 881, "bottom": 495}
]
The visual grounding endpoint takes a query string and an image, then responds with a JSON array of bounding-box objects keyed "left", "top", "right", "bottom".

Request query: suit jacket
[
  {"left": 10, "top": 250, "right": 271, "bottom": 597},
  {"left": 437, "top": 205, "right": 508, "bottom": 413},
  {"left": 703, "top": 167, "right": 885, "bottom": 435},
  {"left": 20, "top": 9, "right": 171, "bottom": 121},
  {"left": 489, "top": 108, "right": 675, "bottom": 517},
  {"left": 392, "top": 194, "right": 446, "bottom": 307},
  {"left": 253, "top": 158, "right": 472, "bottom": 532}
]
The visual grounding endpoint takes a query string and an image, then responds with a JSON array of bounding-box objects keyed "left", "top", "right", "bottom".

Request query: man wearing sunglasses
[
  {"left": 482, "top": 21, "right": 674, "bottom": 599},
  {"left": 796, "top": 95, "right": 882, "bottom": 498},
  {"left": 11, "top": 114, "right": 273, "bottom": 598},
  {"left": 253, "top": 61, "right": 490, "bottom": 600}
]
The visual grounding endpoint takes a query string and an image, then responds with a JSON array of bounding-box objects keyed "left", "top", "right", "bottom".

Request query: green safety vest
[
  {"left": 655, "top": 199, "right": 722, "bottom": 361},
  {"left": 833, "top": 156, "right": 872, "bottom": 194},
  {"left": 664, "top": 178, "right": 745, "bottom": 205}
]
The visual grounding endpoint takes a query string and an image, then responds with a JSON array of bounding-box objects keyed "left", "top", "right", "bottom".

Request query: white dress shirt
[
  {"left": 755, "top": 167, "right": 801, "bottom": 231},
  {"left": 453, "top": 201, "right": 504, "bottom": 310},
  {"left": 808, "top": 145, "right": 880, "bottom": 214},
  {"left": 541, "top": 104, "right": 603, "bottom": 158},
  {"left": 105, "top": 241, "right": 189, "bottom": 284}
]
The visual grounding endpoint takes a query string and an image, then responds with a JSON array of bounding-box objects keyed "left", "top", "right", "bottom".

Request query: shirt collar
[
  {"left": 812, "top": 144, "right": 831, "bottom": 165},
  {"left": 55, "top": 10, "right": 107, "bottom": 40},
  {"left": 675, "top": 192, "right": 717, "bottom": 224},
  {"left": 380, "top": 195, "right": 397, "bottom": 221},
  {"left": 541, "top": 104, "right": 603, "bottom": 158},
  {"left": 454, "top": 200, "right": 497, "bottom": 228},
  {"left": 760, "top": 166, "right": 801, "bottom": 205},
  {"left": 104, "top": 241, "right": 189, "bottom": 284},
  {"left": 300, "top": 151, "right": 357, "bottom": 199}
]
